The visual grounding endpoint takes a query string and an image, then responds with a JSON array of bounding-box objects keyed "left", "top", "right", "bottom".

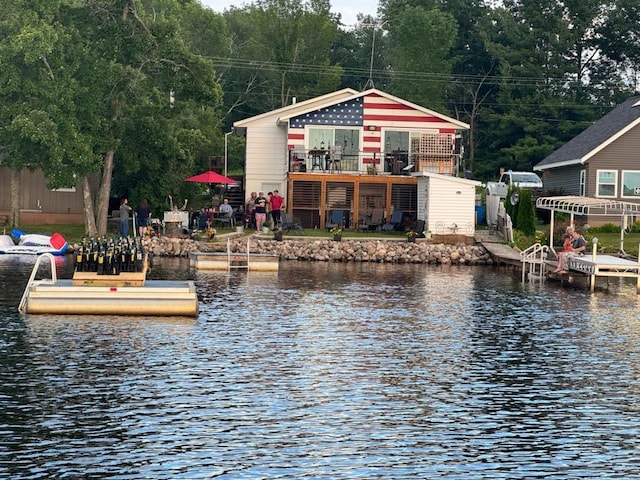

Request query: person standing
[
  {"left": 254, "top": 191, "right": 268, "bottom": 233},
  {"left": 245, "top": 192, "right": 257, "bottom": 229},
  {"left": 270, "top": 189, "right": 284, "bottom": 228},
  {"left": 135, "top": 198, "right": 152, "bottom": 236},
  {"left": 119, "top": 198, "right": 133, "bottom": 237}
]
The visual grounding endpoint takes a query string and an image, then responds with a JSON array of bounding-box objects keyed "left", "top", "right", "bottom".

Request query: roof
[
  {"left": 233, "top": 88, "right": 358, "bottom": 127},
  {"left": 536, "top": 196, "right": 640, "bottom": 216},
  {"left": 534, "top": 96, "right": 640, "bottom": 171},
  {"left": 411, "top": 171, "right": 481, "bottom": 187},
  {"left": 278, "top": 88, "right": 469, "bottom": 130},
  {"left": 233, "top": 88, "right": 469, "bottom": 130}
]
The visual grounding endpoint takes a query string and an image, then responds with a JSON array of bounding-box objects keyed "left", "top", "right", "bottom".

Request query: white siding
[
  {"left": 244, "top": 120, "right": 288, "bottom": 197},
  {"left": 415, "top": 173, "right": 480, "bottom": 236}
]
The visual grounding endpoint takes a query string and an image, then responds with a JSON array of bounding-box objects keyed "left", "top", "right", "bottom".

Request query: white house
[{"left": 233, "top": 88, "right": 471, "bottom": 230}]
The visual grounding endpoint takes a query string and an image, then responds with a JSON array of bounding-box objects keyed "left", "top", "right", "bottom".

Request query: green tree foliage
[
  {"left": 386, "top": 6, "right": 457, "bottom": 111},
  {"left": 1, "top": 0, "right": 222, "bottom": 234},
  {"left": 516, "top": 189, "right": 536, "bottom": 236},
  {"left": 220, "top": 0, "right": 342, "bottom": 122}
]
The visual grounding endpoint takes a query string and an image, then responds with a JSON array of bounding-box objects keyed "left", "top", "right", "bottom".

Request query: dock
[
  {"left": 476, "top": 232, "right": 640, "bottom": 294},
  {"left": 19, "top": 253, "right": 199, "bottom": 316},
  {"left": 189, "top": 238, "right": 279, "bottom": 272}
]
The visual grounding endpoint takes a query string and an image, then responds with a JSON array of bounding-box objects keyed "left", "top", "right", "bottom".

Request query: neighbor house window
[
  {"left": 579, "top": 170, "right": 586, "bottom": 196},
  {"left": 621, "top": 171, "right": 640, "bottom": 198},
  {"left": 596, "top": 169, "right": 617, "bottom": 197}
]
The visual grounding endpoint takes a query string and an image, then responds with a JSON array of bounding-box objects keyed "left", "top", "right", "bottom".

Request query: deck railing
[{"left": 288, "top": 150, "right": 457, "bottom": 175}]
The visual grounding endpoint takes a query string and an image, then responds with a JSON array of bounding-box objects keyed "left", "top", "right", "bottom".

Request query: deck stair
[{"left": 520, "top": 242, "right": 550, "bottom": 283}]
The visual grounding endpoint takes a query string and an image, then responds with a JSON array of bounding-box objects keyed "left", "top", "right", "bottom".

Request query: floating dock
[
  {"left": 19, "top": 254, "right": 199, "bottom": 317},
  {"left": 189, "top": 238, "right": 279, "bottom": 272}
]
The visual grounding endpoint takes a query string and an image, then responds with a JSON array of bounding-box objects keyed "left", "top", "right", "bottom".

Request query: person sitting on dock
[{"left": 553, "top": 228, "right": 587, "bottom": 273}]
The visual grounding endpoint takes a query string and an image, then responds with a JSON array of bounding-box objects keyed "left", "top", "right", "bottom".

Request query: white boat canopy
[{"left": 536, "top": 196, "right": 640, "bottom": 254}]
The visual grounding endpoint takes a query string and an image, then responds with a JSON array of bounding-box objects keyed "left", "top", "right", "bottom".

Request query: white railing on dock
[
  {"left": 227, "top": 237, "right": 251, "bottom": 271},
  {"left": 18, "top": 253, "right": 58, "bottom": 313},
  {"left": 520, "top": 243, "right": 549, "bottom": 283}
]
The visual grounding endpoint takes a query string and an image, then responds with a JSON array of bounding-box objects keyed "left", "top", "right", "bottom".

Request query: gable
[
  {"left": 282, "top": 89, "right": 468, "bottom": 131},
  {"left": 535, "top": 95, "right": 640, "bottom": 171}
]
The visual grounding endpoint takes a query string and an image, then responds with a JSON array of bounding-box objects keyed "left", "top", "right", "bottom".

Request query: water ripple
[{"left": 1, "top": 259, "right": 640, "bottom": 478}]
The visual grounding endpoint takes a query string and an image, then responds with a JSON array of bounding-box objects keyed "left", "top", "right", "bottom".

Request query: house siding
[
  {"left": 587, "top": 124, "right": 640, "bottom": 200},
  {"left": 244, "top": 121, "right": 288, "bottom": 200},
  {"left": 416, "top": 174, "right": 479, "bottom": 236},
  {"left": 0, "top": 166, "right": 84, "bottom": 224},
  {"left": 543, "top": 164, "right": 583, "bottom": 195}
]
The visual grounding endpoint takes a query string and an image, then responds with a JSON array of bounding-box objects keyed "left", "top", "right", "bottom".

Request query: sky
[{"left": 198, "top": 0, "right": 379, "bottom": 28}]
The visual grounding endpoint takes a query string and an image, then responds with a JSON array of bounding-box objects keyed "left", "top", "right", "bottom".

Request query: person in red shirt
[{"left": 270, "top": 189, "right": 284, "bottom": 228}]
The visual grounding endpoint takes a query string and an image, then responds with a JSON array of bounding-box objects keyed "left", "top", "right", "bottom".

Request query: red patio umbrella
[{"left": 184, "top": 170, "right": 237, "bottom": 184}]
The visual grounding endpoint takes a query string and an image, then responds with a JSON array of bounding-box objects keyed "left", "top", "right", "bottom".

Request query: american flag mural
[{"left": 287, "top": 93, "right": 458, "bottom": 163}]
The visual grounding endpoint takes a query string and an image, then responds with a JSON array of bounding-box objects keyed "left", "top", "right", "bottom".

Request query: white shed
[{"left": 413, "top": 172, "right": 481, "bottom": 237}]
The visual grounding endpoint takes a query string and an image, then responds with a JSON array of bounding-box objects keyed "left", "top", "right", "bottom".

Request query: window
[
  {"left": 596, "top": 170, "right": 617, "bottom": 197},
  {"left": 621, "top": 171, "right": 640, "bottom": 198},
  {"left": 579, "top": 170, "right": 586, "bottom": 196},
  {"left": 308, "top": 127, "right": 360, "bottom": 171}
]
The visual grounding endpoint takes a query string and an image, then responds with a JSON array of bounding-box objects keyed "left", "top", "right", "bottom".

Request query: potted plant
[
  {"left": 330, "top": 227, "right": 343, "bottom": 241},
  {"left": 406, "top": 230, "right": 418, "bottom": 243},
  {"left": 273, "top": 228, "right": 285, "bottom": 241}
]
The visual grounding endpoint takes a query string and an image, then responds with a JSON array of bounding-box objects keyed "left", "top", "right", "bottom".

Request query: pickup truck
[{"left": 498, "top": 170, "right": 543, "bottom": 189}]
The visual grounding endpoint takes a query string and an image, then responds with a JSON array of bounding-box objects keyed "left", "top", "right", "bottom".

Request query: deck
[{"left": 568, "top": 254, "right": 640, "bottom": 292}]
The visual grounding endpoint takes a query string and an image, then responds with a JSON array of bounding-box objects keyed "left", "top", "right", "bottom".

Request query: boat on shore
[{"left": 0, "top": 230, "right": 68, "bottom": 255}]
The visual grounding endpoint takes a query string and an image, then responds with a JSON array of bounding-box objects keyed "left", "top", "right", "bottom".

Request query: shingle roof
[{"left": 534, "top": 95, "right": 640, "bottom": 170}]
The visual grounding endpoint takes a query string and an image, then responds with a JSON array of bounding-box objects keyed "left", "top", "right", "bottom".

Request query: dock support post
[{"left": 590, "top": 238, "right": 598, "bottom": 292}]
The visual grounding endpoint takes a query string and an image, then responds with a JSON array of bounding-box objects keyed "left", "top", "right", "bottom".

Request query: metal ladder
[
  {"left": 520, "top": 243, "right": 549, "bottom": 284},
  {"left": 227, "top": 237, "right": 250, "bottom": 271},
  {"left": 18, "top": 253, "right": 58, "bottom": 313}
]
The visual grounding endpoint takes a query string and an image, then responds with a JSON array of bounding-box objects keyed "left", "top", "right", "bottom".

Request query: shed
[{"left": 413, "top": 172, "right": 481, "bottom": 237}]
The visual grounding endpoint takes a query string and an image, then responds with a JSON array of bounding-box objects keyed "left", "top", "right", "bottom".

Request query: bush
[
  {"left": 589, "top": 223, "right": 619, "bottom": 233},
  {"left": 516, "top": 189, "right": 536, "bottom": 236}
]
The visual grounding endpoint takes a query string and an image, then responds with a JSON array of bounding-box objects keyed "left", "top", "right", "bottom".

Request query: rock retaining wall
[{"left": 123, "top": 235, "right": 493, "bottom": 265}]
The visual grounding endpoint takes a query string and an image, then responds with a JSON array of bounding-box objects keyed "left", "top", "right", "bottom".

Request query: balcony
[{"left": 288, "top": 149, "right": 458, "bottom": 176}]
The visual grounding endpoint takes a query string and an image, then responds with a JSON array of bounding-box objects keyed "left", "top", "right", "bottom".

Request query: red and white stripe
[{"left": 362, "top": 93, "right": 453, "bottom": 163}]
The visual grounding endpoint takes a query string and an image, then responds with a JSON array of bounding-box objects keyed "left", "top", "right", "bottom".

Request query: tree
[
  {"left": 0, "top": 1, "right": 222, "bottom": 234},
  {"left": 386, "top": 6, "right": 458, "bottom": 111}
]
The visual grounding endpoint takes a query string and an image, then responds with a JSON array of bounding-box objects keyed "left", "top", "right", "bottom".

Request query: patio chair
[
  {"left": 361, "top": 208, "right": 384, "bottom": 231},
  {"left": 325, "top": 209, "right": 345, "bottom": 230},
  {"left": 382, "top": 210, "right": 403, "bottom": 232},
  {"left": 283, "top": 212, "right": 304, "bottom": 232}
]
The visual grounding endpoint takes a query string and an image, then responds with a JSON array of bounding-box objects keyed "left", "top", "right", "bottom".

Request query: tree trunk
[
  {"left": 81, "top": 176, "right": 98, "bottom": 237},
  {"left": 95, "top": 150, "right": 114, "bottom": 236},
  {"left": 10, "top": 168, "right": 20, "bottom": 227}
]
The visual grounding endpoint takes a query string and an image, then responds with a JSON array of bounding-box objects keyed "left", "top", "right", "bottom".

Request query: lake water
[{"left": 1, "top": 255, "right": 640, "bottom": 479}]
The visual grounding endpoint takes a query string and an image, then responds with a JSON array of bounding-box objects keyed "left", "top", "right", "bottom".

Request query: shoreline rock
[{"left": 100, "top": 235, "right": 494, "bottom": 265}]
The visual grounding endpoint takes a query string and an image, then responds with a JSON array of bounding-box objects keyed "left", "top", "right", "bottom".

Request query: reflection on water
[{"left": 1, "top": 256, "right": 640, "bottom": 478}]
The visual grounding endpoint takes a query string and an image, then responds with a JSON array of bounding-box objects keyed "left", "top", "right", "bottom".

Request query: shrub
[{"left": 516, "top": 189, "right": 536, "bottom": 236}]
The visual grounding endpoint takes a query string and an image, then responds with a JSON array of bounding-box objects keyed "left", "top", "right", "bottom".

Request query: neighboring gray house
[{"left": 534, "top": 96, "right": 640, "bottom": 224}]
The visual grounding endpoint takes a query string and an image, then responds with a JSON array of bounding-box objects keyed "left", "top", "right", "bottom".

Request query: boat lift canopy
[{"left": 536, "top": 196, "right": 640, "bottom": 254}]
